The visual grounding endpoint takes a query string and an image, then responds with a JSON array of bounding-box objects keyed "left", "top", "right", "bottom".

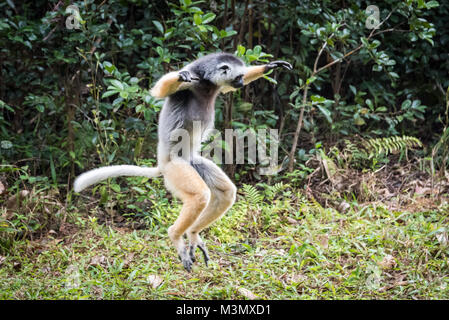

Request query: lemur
[{"left": 74, "top": 53, "right": 292, "bottom": 271}]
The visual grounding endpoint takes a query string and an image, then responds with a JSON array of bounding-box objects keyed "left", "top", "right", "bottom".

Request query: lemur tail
[{"left": 73, "top": 165, "right": 161, "bottom": 192}]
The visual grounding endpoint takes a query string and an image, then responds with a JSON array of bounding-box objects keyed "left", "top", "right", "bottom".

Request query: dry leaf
[
  {"left": 379, "top": 254, "right": 397, "bottom": 269},
  {"left": 286, "top": 217, "right": 300, "bottom": 225},
  {"left": 123, "top": 252, "right": 135, "bottom": 268},
  {"left": 147, "top": 274, "right": 163, "bottom": 289},
  {"left": 237, "top": 287, "right": 258, "bottom": 300},
  {"left": 6, "top": 190, "right": 30, "bottom": 210},
  {"left": 288, "top": 274, "right": 307, "bottom": 284},
  {"left": 65, "top": 264, "right": 80, "bottom": 289},
  {"left": 166, "top": 291, "right": 182, "bottom": 296},
  {"left": 0, "top": 181, "right": 5, "bottom": 195},
  {"left": 275, "top": 249, "right": 287, "bottom": 256},
  {"left": 414, "top": 185, "right": 432, "bottom": 195},
  {"left": 436, "top": 232, "right": 448, "bottom": 246},
  {"left": 0, "top": 255, "right": 6, "bottom": 267},
  {"left": 379, "top": 275, "right": 408, "bottom": 292},
  {"left": 338, "top": 201, "right": 351, "bottom": 213},
  {"left": 89, "top": 255, "right": 107, "bottom": 268},
  {"left": 317, "top": 234, "right": 329, "bottom": 249}
]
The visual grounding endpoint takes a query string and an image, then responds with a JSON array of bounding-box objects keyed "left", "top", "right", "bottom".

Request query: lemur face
[{"left": 211, "top": 62, "right": 245, "bottom": 88}]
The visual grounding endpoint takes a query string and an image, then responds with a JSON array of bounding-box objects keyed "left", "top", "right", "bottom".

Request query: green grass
[{"left": 1, "top": 183, "right": 448, "bottom": 299}]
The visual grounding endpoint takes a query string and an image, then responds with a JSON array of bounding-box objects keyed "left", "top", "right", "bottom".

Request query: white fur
[{"left": 73, "top": 165, "right": 161, "bottom": 192}]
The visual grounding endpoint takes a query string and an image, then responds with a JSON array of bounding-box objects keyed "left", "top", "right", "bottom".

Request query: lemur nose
[{"left": 232, "top": 78, "right": 244, "bottom": 88}]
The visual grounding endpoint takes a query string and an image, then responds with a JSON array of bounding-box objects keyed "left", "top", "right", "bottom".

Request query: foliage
[
  {"left": 1, "top": 0, "right": 447, "bottom": 186},
  {"left": 0, "top": 0, "right": 448, "bottom": 300},
  {"left": 335, "top": 135, "right": 423, "bottom": 170}
]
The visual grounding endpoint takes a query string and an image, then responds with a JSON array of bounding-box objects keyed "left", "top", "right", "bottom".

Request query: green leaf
[
  {"left": 306, "top": 76, "right": 317, "bottom": 85},
  {"left": 110, "top": 80, "right": 124, "bottom": 90},
  {"left": 202, "top": 13, "right": 216, "bottom": 24},
  {"left": 156, "top": 46, "right": 164, "bottom": 57},
  {"left": 389, "top": 72, "right": 399, "bottom": 79},
  {"left": 365, "top": 99, "right": 374, "bottom": 111},
  {"left": 411, "top": 100, "right": 422, "bottom": 109},
  {"left": 193, "top": 13, "right": 202, "bottom": 25},
  {"left": 111, "top": 184, "right": 121, "bottom": 192},
  {"left": 372, "top": 64, "right": 382, "bottom": 72},
  {"left": 102, "top": 90, "right": 118, "bottom": 99},
  {"left": 311, "top": 95, "right": 326, "bottom": 103},
  {"left": 103, "top": 61, "right": 116, "bottom": 74},
  {"left": 253, "top": 45, "right": 262, "bottom": 55},
  {"left": 120, "top": 91, "right": 129, "bottom": 99},
  {"left": 132, "top": 186, "right": 146, "bottom": 194},
  {"left": 349, "top": 85, "right": 357, "bottom": 96},
  {"left": 152, "top": 21, "right": 164, "bottom": 34},
  {"left": 317, "top": 105, "right": 332, "bottom": 123},
  {"left": 1, "top": 140, "right": 13, "bottom": 149},
  {"left": 354, "top": 113, "right": 366, "bottom": 126},
  {"left": 223, "top": 30, "right": 237, "bottom": 38},
  {"left": 426, "top": 0, "right": 439, "bottom": 8},
  {"left": 401, "top": 99, "right": 412, "bottom": 110},
  {"left": 236, "top": 45, "right": 246, "bottom": 57}
]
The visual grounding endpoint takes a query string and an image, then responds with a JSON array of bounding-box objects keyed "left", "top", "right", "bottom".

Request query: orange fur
[
  {"left": 243, "top": 65, "right": 267, "bottom": 85},
  {"left": 162, "top": 159, "right": 211, "bottom": 254},
  {"left": 150, "top": 72, "right": 189, "bottom": 98}
]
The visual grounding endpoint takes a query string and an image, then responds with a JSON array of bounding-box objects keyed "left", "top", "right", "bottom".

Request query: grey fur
[{"left": 157, "top": 53, "right": 246, "bottom": 170}]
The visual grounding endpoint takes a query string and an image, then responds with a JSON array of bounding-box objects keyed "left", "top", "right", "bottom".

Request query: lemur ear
[{"left": 219, "top": 64, "right": 230, "bottom": 71}]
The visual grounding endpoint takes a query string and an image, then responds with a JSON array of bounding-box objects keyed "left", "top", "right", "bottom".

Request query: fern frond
[
  {"left": 265, "top": 182, "right": 289, "bottom": 199},
  {"left": 362, "top": 135, "right": 422, "bottom": 157},
  {"left": 242, "top": 184, "right": 264, "bottom": 206}
]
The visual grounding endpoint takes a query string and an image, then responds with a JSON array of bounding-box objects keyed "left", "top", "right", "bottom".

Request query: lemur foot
[
  {"left": 188, "top": 243, "right": 210, "bottom": 267},
  {"left": 188, "top": 244, "right": 197, "bottom": 263},
  {"left": 198, "top": 243, "right": 210, "bottom": 267},
  {"left": 266, "top": 60, "right": 292, "bottom": 71},
  {"left": 179, "top": 247, "right": 194, "bottom": 272}
]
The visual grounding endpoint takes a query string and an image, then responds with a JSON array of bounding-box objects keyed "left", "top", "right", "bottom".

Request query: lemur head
[{"left": 190, "top": 53, "right": 246, "bottom": 89}]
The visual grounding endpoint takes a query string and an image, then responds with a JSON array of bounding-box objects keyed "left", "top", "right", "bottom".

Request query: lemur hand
[
  {"left": 178, "top": 70, "right": 200, "bottom": 82},
  {"left": 266, "top": 60, "right": 293, "bottom": 71}
]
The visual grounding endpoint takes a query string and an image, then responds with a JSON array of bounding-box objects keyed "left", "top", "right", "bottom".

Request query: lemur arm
[
  {"left": 220, "top": 61, "right": 292, "bottom": 94},
  {"left": 244, "top": 61, "right": 292, "bottom": 85},
  {"left": 243, "top": 65, "right": 268, "bottom": 85},
  {"left": 150, "top": 69, "right": 198, "bottom": 99}
]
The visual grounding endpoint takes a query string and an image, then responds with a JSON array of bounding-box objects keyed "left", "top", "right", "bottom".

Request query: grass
[{"left": 1, "top": 179, "right": 448, "bottom": 300}]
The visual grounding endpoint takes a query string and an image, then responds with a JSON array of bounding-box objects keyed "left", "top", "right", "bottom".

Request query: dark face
[{"left": 231, "top": 74, "right": 244, "bottom": 88}]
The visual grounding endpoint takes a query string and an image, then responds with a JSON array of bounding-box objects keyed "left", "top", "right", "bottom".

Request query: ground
[{"left": 0, "top": 175, "right": 448, "bottom": 299}]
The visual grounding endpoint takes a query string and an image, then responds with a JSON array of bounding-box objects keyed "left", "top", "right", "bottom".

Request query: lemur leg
[
  {"left": 187, "top": 157, "right": 237, "bottom": 265},
  {"left": 162, "top": 158, "right": 211, "bottom": 271}
]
